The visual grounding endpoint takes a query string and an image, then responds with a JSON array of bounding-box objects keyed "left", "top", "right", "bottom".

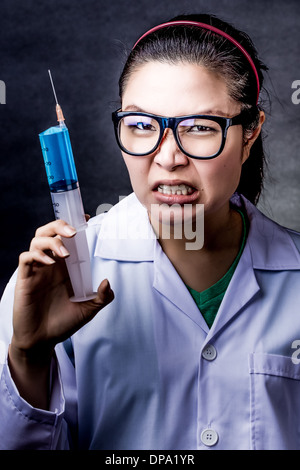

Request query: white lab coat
[{"left": 1, "top": 192, "right": 300, "bottom": 450}]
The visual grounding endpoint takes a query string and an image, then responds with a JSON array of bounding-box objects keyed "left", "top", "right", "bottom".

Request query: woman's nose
[{"left": 153, "top": 129, "right": 189, "bottom": 171}]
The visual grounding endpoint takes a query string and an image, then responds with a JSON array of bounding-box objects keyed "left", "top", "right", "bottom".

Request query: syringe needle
[
  {"left": 48, "top": 69, "right": 59, "bottom": 105},
  {"left": 48, "top": 69, "right": 65, "bottom": 125}
]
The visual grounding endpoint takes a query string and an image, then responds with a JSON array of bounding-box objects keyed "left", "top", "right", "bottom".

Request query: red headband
[{"left": 133, "top": 20, "right": 260, "bottom": 104}]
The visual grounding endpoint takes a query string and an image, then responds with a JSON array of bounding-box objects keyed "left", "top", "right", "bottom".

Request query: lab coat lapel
[
  {"left": 153, "top": 240, "right": 210, "bottom": 333},
  {"left": 208, "top": 242, "right": 260, "bottom": 337}
]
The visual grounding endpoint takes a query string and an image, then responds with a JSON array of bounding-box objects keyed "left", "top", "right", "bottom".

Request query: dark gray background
[{"left": 1, "top": 0, "right": 300, "bottom": 297}]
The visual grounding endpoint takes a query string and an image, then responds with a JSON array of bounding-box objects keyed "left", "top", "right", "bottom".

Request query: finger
[
  {"left": 30, "top": 236, "right": 70, "bottom": 259},
  {"left": 18, "top": 250, "right": 56, "bottom": 279},
  {"left": 20, "top": 250, "right": 56, "bottom": 267},
  {"left": 35, "top": 219, "right": 76, "bottom": 239}
]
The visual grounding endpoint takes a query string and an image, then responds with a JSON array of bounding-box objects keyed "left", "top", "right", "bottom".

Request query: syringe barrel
[
  {"left": 50, "top": 185, "right": 86, "bottom": 229},
  {"left": 39, "top": 125, "right": 78, "bottom": 192},
  {"left": 39, "top": 125, "right": 96, "bottom": 302}
]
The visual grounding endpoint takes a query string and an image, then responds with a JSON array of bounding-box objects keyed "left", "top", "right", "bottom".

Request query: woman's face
[{"left": 120, "top": 61, "right": 256, "bottom": 226}]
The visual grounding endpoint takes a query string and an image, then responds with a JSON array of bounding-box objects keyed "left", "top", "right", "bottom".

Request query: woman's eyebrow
[
  {"left": 196, "top": 109, "right": 232, "bottom": 117},
  {"left": 123, "top": 104, "right": 145, "bottom": 112},
  {"left": 122, "top": 104, "right": 231, "bottom": 117}
]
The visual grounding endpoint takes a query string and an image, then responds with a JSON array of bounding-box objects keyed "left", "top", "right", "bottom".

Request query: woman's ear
[{"left": 242, "top": 111, "right": 265, "bottom": 163}]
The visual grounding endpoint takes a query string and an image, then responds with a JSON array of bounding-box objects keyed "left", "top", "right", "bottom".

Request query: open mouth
[{"left": 157, "top": 183, "right": 195, "bottom": 196}]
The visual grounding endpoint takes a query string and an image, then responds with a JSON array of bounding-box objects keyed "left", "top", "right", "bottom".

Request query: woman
[{"left": 1, "top": 13, "right": 300, "bottom": 450}]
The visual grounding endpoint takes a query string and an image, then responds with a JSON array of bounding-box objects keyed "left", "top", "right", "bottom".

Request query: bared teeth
[{"left": 157, "top": 184, "right": 194, "bottom": 195}]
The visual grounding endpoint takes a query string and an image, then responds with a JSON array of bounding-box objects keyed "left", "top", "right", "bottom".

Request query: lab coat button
[
  {"left": 201, "top": 428, "right": 219, "bottom": 447},
  {"left": 201, "top": 344, "right": 217, "bottom": 361}
]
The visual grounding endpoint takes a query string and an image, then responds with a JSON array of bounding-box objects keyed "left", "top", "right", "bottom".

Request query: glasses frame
[{"left": 112, "top": 109, "right": 246, "bottom": 160}]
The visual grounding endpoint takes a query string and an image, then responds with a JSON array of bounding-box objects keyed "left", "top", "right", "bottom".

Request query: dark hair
[{"left": 119, "top": 13, "right": 268, "bottom": 204}]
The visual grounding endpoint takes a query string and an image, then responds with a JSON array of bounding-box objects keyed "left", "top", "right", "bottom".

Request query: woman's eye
[
  {"left": 179, "top": 125, "right": 216, "bottom": 136},
  {"left": 189, "top": 125, "right": 213, "bottom": 133},
  {"left": 179, "top": 118, "right": 220, "bottom": 136},
  {"left": 123, "top": 117, "right": 157, "bottom": 132},
  {"left": 134, "top": 122, "right": 155, "bottom": 131}
]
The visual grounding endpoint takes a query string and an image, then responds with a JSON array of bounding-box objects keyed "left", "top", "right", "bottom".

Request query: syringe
[{"left": 39, "top": 70, "right": 96, "bottom": 302}]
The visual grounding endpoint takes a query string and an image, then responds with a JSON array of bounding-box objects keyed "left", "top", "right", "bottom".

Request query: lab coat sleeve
[{"left": 0, "top": 272, "right": 70, "bottom": 450}]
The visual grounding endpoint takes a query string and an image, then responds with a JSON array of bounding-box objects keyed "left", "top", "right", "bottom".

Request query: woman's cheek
[
  {"left": 202, "top": 149, "right": 243, "bottom": 199},
  {"left": 122, "top": 154, "right": 150, "bottom": 203}
]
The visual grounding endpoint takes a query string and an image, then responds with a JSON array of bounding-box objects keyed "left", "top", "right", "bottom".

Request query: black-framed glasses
[{"left": 112, "top": 110, "right": 246, "bottom": 160}]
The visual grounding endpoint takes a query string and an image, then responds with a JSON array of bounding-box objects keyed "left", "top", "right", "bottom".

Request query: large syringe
[{"left": 39, "top": 70, "right": 96, "bottom": 302}]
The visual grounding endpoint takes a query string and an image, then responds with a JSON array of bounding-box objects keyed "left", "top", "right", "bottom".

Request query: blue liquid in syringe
[
  {"left": 39, "top": 125, "right": 79, "bottom": 193},
  {"left": 50, "top": 179, "right": 78, "bottom": 193}
]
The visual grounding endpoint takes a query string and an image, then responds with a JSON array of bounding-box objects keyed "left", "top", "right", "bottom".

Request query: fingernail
[
  {"left": 42, "top": 255, "right": 56, "bottom": 265},
  {"left": 64, "top": 225, "right": 76, "bottom": 236},
  {"left": 60, "top": 246, "right": 70, "bottom": 257}
]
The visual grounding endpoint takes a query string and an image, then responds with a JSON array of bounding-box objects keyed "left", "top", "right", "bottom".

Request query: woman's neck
[{"left": 151, "top": 202, "right": 244, "bottom": 292}]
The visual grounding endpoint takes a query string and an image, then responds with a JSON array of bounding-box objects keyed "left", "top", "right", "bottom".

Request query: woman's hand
[{"left": 8, "top": 219, "right": 114, "bottom": 408}]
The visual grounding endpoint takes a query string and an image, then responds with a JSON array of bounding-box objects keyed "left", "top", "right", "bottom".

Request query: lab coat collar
[
  {"left": 232, "top": 193, "right": 300, "bottom": 270},
  {"left": 94, "top": 193, "right": 156, "bottom": 261},
  {"left": 94, "top": 192, "right": 300, "bottom": 271}
]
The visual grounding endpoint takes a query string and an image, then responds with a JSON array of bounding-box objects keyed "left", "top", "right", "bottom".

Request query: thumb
[
  {"left": 76, "top": 279, "right": 114, "bottom": 328},
  {"left": 95, "top": 279, "right": 114, "bottom": 306}
]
